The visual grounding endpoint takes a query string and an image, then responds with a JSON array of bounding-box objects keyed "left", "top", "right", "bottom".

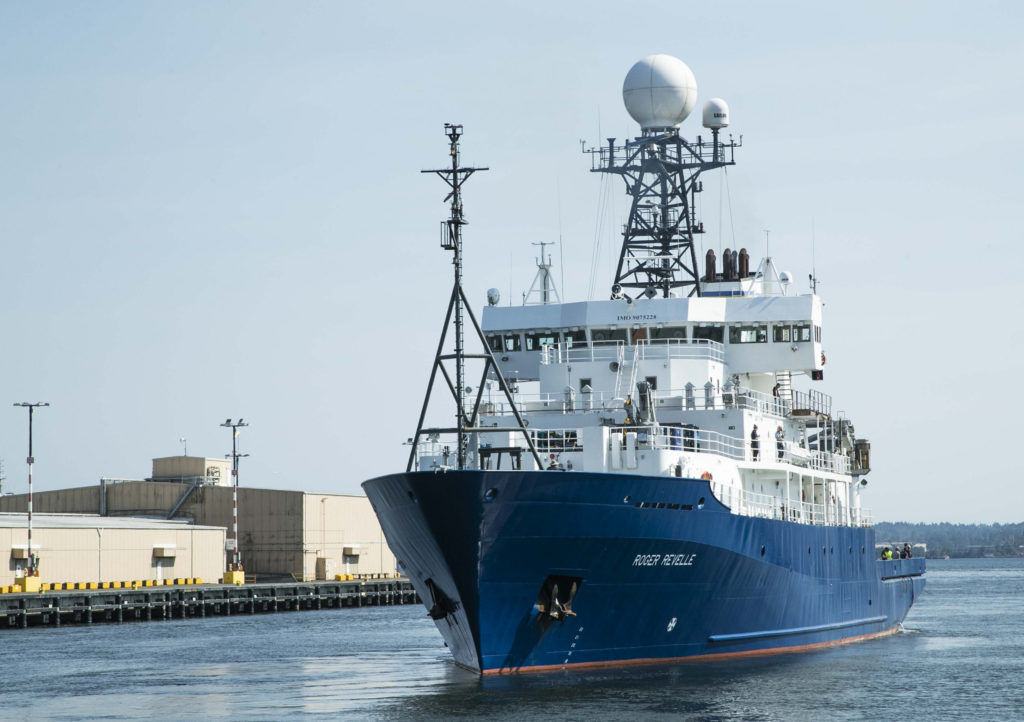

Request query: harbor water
[{"left": 2, "top": 558, "right": 1021, "bottom": 720}]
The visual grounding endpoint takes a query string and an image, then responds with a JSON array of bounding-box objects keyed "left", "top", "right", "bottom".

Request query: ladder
[
  {"left": 627, "top": 343, "right": 642, "bottom": 396},
  {"left": 614, "top": 343, "right": 642, "bottom": 400},
  {"left": 775, "top": 370, "right": 793, "bottom": 415}
]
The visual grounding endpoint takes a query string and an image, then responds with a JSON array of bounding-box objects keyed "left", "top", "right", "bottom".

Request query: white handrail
[
  {"left": 542, "top": 338, "right": 725, "bottom": 365},
  {"left": 606, "top": 425, "right": 851, "bottom": 474}
]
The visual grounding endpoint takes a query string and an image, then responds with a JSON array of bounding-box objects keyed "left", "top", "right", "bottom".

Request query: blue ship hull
[{"left": 362, "top": 470, "right": 925, "bottom": 674}]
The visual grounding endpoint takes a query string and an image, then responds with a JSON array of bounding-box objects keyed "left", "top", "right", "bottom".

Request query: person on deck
[
  {"left": 776, "top": 426, "right": 785, "bottom": 461},
  {"left": 751, "top": 424, "right": 760, "bottom": 461}
]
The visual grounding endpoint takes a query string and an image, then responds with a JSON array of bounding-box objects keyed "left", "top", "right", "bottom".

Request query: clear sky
[{"left": 1, "top": 2, "right": 1020, "bottom": 523}]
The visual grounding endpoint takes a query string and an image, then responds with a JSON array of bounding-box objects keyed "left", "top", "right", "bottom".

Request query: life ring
[
  {"left": 821, "top": 351, "right": 827, "bottom": 365},
  {"left": 700, "top": 471, "right": 713, "bottom": 481}
]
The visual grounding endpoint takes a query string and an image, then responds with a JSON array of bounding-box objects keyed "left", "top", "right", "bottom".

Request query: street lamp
[
  {"left": 220, "top": 418, "right": 249, "bottom": 584},
  {"left": 13, "top": 402, "right": 49, "bottom": 580}
]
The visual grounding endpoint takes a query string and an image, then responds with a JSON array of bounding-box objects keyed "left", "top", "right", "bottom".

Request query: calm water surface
[{"left": 2, "top": 558, "right": 1021, "bottom": 720}]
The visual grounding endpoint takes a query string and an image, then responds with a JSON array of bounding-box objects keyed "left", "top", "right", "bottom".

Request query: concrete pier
[{"left": 0, "top": 580, "right": 418, "bottom": 629}]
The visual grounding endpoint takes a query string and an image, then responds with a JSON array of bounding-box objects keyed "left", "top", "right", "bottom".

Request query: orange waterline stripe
[{"left": 481, "top": 627, "right": 898, "bottom": 675}]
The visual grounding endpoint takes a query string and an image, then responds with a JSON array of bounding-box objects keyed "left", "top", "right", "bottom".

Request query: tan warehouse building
[
  {"left": 1, "top": 513, "right": 225, "bottom": 586},
  {"left": 0, "top": 457, "right": 396, "bottom": 583}
]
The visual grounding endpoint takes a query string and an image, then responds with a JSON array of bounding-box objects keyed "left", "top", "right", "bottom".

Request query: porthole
[
  {"left": 697, "top": 497, "right": 705, "bottom": 509},
  {"left": 808, "top": 547, "right": 811, "bottom": 554},
  {"left": 822, "top": 547, "right": 827, "bottom": 555},
  {"left": 484, "top": 488, "right": 499, "bottom": 501},
  {"left": 623, "top": 495, "right": 631, "bottom": 503},
  {"left": 830, "top": 547, "right": 834, "bottom": 555},
  {"left": 760, "top": 545, "right": 766, "bottom": 557}
]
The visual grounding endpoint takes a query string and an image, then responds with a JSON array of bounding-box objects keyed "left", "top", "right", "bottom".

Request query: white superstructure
[
  {"left": 411, "top": 57, "right": 872, "bottom": 531},
  {"left": 417, "top": 260, "right": 869, "bottom": 528}
]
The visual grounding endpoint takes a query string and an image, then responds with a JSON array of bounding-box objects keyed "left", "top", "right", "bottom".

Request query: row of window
[{"left": 487, "top": 323, "right": 820, "bottom": 352}]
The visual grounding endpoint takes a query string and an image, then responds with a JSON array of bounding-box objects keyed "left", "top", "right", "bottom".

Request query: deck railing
[
  {"left": 607, "top": 424, "right": 851, "bottom": 473},
  {"left": 540, "top": 338, "right": 725, "bottom": 365},
  {"left": 710, "top": 482, "right": 872, "bottom": 528}
]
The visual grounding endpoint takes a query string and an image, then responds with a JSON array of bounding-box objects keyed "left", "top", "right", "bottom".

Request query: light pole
[
  {"left": 220, "top": 418, "right": 249, "bottom": 584},
  {"left": 13, "top": 402, "right": 49, "bottom": 580}
]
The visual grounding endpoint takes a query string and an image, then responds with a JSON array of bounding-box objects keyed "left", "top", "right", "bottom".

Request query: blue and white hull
[{"left": 363, "top": 470, "right": 925, "bottom": 674}]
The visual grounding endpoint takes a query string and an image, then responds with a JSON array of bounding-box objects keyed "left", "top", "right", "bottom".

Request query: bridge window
[
  {"left": 564, "top": 329, "right": 588, "bottom": 348},
  {"left": 793, "top": 324, "right": 812, "bottom": 343},
  {"left": 814, "top": 325, "right": 821, "bottom": 342},
  {"left": 525, "top": 332, "right": 560, "bottom": 351},
  {"left": 651, "top": 325, "right": 687, "bottom": 342},
  {"left": 503, "top": 333, "right": 522, "bottom": 352},
  {"left": 729, "top": 324, "right": 767, "bottom": 344},
  {"left": 591, "top": 329, "right": 628, "bottom": 344},
  {"left": 773, "top": 324, "right": 791, "bottom": 342},
  {"left": 692, "top": 325, "right": 724, "bottom": 343},
  {"left": 486, "top": 334, "right": 502, "bottom": 352}
]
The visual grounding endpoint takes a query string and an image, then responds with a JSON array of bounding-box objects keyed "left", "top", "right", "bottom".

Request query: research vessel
[{"left": 363, "top": 55, "right": 925, "bottom": 674}]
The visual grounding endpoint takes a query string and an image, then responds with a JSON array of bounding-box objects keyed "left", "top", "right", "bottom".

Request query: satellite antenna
[
  {"left": 409, "top": 125, "right": 542, "bottom": 472},
  {"left": 584, "top": 55, "right": 741, "bottom": 298}
]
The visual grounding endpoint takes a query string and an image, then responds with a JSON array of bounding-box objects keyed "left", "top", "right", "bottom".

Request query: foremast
[{"left": 409, "top": 124, "right": 542, "bottom": 472}]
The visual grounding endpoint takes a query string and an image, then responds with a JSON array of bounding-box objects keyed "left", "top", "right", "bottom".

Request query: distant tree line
[{"left": 874, "top": 521, "right": 1024, "bottom": 558}]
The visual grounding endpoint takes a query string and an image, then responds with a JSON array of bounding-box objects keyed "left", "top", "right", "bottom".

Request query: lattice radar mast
[{"left": 584, "top": 54, "right": 741, "bottom": 299}]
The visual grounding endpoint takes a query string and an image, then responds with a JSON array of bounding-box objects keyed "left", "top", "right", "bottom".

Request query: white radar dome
[
  {"left": 486, "top": 288, "right": 501, "bottom": 306},
  {"left": 702, "top": 98, "right": 729, "bottom": 130},
  {"left": 622, "top": 55, "right": 698, "bottom": 130}
]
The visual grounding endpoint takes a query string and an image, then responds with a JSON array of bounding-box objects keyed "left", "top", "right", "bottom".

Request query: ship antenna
[
  {"left": 410, "top": 124, "right": 543, "bottom": 472},
  {"left": 810, "top": 217, "right": 819, "bottom": 294},
  {"left": 524, "top": 240, "right": 562, "bottom": 305},
  {"left": 583, "top": 56, "right": 740, "bottom": 299}
]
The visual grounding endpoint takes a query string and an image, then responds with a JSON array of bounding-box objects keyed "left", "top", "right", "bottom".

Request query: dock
[{"left": 0, "top": 579, "right": 419, "bottom": 629}]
